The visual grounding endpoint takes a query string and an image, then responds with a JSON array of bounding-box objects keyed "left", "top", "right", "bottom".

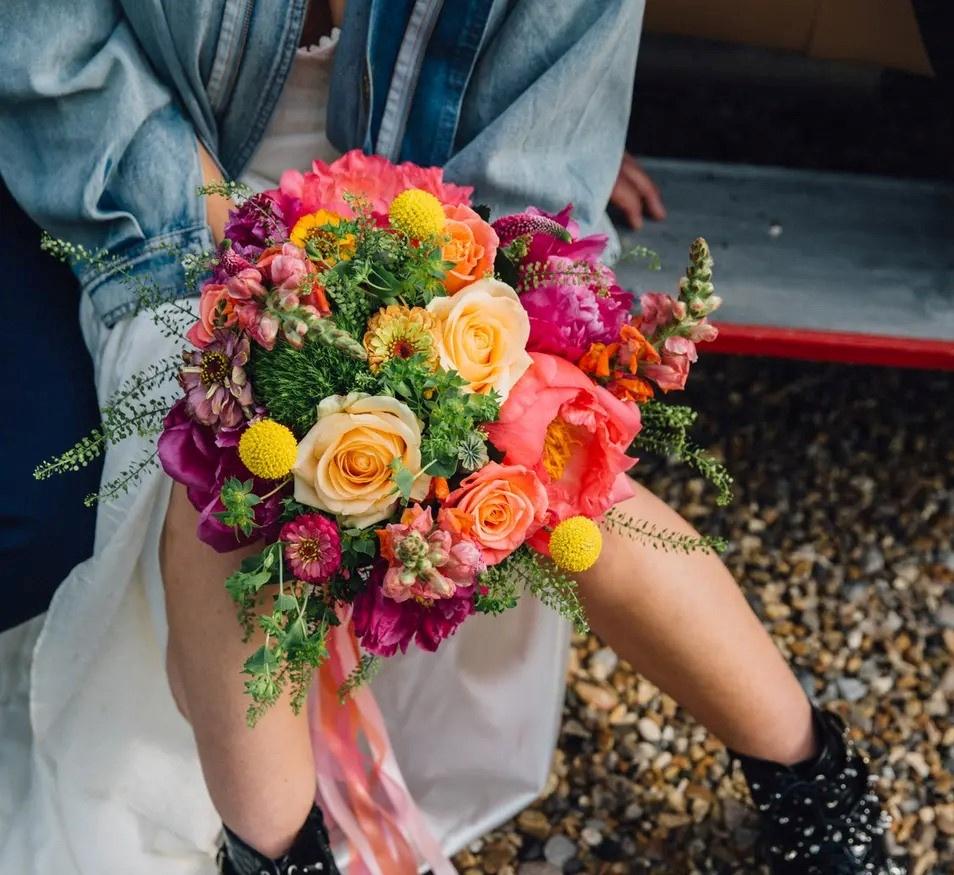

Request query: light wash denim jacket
[{"left": 0, "top": 0, "right": 642, "bottom": 326}]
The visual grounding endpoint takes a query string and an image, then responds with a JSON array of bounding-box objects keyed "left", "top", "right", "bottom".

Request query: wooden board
[{"left": 614, "top": 158, "right": 954, "bottom": 369}]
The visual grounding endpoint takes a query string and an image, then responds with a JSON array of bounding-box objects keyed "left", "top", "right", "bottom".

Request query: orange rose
[
  {"left": 444, "top": 462, "right": 548, "bottom": 565},
  {"left": 441, "top": 204, "right": 498, "bottom": 293}
]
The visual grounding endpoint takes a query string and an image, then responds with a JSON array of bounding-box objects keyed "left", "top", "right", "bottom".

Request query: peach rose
[
  {"left": 186, "top": 283, "right": 236, "bottom": 348},
  {"left": 293, "top": 393, "right": 431, "bottom": 527},
  {"left": 426, "top": 278, "right": 532, "bottom": 401},
  {"left": 441, "top": 204, "right": 498, "bottom": 293},
  {"left": 444, "top": 462, "right": 548, "bottom": 565}
]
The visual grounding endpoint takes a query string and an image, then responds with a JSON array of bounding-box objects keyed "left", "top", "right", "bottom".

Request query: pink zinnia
[{"left": 280, "top": 513, "right": 342, "bottom": 584}]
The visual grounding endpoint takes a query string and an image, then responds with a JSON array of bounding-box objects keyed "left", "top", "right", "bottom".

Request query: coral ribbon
[{"left": 310, "top": 608, "right": 455, "bottom": 875}]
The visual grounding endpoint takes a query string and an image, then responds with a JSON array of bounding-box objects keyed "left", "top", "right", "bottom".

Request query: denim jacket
[{"left": 0, "top": 0, "right": 643, "bottom": 326}]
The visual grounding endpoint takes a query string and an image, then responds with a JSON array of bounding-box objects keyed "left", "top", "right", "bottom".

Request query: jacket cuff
[{"left": 79, "top": 223, "right": 214, "bottom": 328}]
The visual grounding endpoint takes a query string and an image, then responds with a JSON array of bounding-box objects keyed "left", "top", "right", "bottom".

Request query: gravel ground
[{"left": 455, "top": 355, "right": 954, "bottom": 875}]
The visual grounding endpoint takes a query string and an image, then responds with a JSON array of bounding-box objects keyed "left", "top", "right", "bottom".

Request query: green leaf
[
  {"left": 274, "top": 593, "right": 299, "bottom": 612},
  {"left": 225, "top": 569, "right": 272, "bottom": 603},
  {"left": 243, "top": 645, "right": 279, "bottom": 677},
  {"left": 390, "top": 457, "right": 416, "bottom": 501}
]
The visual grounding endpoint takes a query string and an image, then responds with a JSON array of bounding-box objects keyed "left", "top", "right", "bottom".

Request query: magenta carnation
[
  {"left": 280, "top": 514, "right": 342, "bottom": 584},
  {"left": 352, "top": 564, "right": 476, "bottom": 657}
]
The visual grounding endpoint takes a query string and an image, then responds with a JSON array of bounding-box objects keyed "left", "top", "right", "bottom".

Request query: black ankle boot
[
  {"left": 733, "top": 708, "right": 903, "bottom": 875},
  {"left": 218, "top": 803, "right": 341, "bottom": 875}
]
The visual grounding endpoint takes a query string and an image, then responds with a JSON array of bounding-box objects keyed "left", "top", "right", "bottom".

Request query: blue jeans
[{"left": 0, "top": 183, "right": 102, "bottom": 632}]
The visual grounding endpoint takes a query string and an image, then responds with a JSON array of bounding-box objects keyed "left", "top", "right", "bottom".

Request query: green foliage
[
  {"left": 374, "top": 354, "right": 499, "bottom": 479},
  {"left": 475, "top": 561, "right": 521, "bottom": 616},
  {"left": 633, "top": 400, "right": 734, "bottom": 506},
  {"left": 480, "top": 546, "right": 589, "bottom": 634},
  {"left": 226, "top": 541, "right": 336, "bottom": 726},
  {"left": 249, "top": 335, "right": 371, "bottom": 437},
  {"left": 602, "top": 508, "right": 727, "bottom": 554},
  {"left": 618, "top": 243, "right": 662, "bottom": 272},
  {"left": 34, "top": 356, "right": 179, "bottom": 504},
  {"left": 197, "top": 179, "right": 252, "bottom": 202},
  {"left": 338, "top": 653, "right": 383, "bottom": 701},
  {"left": 215, "top": 478, "right": 261, "bottom": 537}
]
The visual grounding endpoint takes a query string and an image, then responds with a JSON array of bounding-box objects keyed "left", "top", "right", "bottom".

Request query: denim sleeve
[
  {"left": 445, "top": 0, "right": 644, "bottom": 254},
  {"left": 0, "top": 0, "right": 212, "bottom": 326}
]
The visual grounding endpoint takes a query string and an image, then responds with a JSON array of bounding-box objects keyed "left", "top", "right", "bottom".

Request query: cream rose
[
  {"left": 426, "top": 278, "right": 532, "bottom": 401},
  {"left": 292, "top": 393, "right": 431, "bottom": 527}
]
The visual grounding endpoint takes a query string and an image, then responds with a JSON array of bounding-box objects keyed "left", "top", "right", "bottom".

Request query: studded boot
[
  {"left": 218, "top": 803, "right": 341, "bottom": 875},
  {"left": 733, "top": 707, "right": 903, "bottom": 874}
]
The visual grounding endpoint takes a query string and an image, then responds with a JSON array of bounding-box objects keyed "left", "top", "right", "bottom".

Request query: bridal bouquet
[{"left": 39, "top": 151, "right": 729, "bottom": 724}]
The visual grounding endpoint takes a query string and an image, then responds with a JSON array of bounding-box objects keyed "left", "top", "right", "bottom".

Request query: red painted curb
[{"left": 708, "top": 323, "right": 954, "bottom": 371}]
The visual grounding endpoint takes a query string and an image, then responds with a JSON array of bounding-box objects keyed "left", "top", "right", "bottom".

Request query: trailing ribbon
[{"left": 310, "top": 607, "right": 455, "bottom": 874}]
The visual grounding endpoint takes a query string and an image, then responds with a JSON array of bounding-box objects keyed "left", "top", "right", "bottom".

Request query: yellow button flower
[
  {"left": 548, "top": 516, "right": 603, "bottom": 573},
  {"left": 238, "top": 420, "right": 298, "bottom": 480},
  {"left": 388, "top": 188, "right": 446, "bottom": 240}
]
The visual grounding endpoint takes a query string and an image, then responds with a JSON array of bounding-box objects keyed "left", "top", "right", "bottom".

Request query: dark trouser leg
[{"left": 0, "top": 182, "right": 102, "bottom": 632}]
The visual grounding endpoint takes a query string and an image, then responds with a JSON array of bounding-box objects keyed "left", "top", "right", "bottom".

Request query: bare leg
[
  {"left": 161, "top": 482, "right": 316, "bottom": 858},
  {"left": 579, "top": 479, "right": 816, "bottom": 765}
]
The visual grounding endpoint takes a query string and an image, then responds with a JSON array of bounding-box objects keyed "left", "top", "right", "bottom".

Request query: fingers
[{"left": 609, "top": 152, "right": 667, "bottom": 229}]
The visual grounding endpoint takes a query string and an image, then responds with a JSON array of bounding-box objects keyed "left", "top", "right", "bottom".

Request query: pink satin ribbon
[{"left": 310, "top": 608, "right": 455, "bottom": 874}]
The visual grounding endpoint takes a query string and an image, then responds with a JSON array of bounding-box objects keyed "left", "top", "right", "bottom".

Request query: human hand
[{"left": 610, "top": 152, "right": 666, "bottom": 230}]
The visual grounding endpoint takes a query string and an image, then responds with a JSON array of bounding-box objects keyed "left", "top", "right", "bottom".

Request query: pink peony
[
  {"left": 280, "top": 513, "right": 342, "bottom": 584},
  {"left": 277, "top": 149, "right": 472, "bottom": 226},
  {"left": 377, "top": 504, "right": 482, "bottom": 602},
  {"left": 485, "top": 352, "right": 642, "bottom": 531},
  {"left": 640, "top": 335, "right": 699, "bottom": 392},
  {"left": 352, "top": 563, "right": 476, "bottom": 657}
]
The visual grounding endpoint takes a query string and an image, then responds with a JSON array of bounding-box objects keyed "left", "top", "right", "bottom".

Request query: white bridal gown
[{"left": 0, "top": 31, "right": 570, "bottom": 874}]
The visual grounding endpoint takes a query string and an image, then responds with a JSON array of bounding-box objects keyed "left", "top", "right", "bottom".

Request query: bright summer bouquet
[{"left": 39, "top": 151, "right": 731, "bottom": 726}]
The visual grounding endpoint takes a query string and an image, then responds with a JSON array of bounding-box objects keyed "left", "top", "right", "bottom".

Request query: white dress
[{"left": 0, "top": 32, "right": 570, "bottom": 874}]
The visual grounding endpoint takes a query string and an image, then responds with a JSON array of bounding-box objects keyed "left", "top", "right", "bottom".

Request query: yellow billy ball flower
[
  {"left": 388, "top": 188, "right": 446, "bottom": 240},
  {"left": 549, "top": 516, "right": 603, "bottom": 573},
  {"left": 238, "top": 420, "right": 298, "bottom": 480}
]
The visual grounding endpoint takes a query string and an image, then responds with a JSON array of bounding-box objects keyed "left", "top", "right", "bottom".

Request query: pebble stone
[{"left": 453, "top": 358, "right": 952, "bottom": 874}]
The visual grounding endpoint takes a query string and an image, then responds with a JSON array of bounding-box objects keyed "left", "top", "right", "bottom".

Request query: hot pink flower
[
  {"left": 277, "top": 149, "right": 472, "bottom": 225},
  {"left": 485, "top": 353, "right": 641, "bottom": 530},
  {"left": 640, "top": 335, "right": 698, "bottom": 392},
  {"left": 280, "top": 513, "right": 342, "bottom": 584},
  {"left": 377, "top": 504, "right": 482, "bottom": 603}
]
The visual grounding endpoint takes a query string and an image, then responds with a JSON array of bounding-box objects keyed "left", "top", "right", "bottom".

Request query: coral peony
[
  {"left": 277, "top": 149, "right": 471, "bottom": 226},
  {"left": 485, "top": 352, "right": 641, "bottom": 528},
  {"left": 352, "top": 563, "right": 476, "bottom": 657},
  {"left": 443, "top": 462, "right": 548, "bottom": 565}
]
